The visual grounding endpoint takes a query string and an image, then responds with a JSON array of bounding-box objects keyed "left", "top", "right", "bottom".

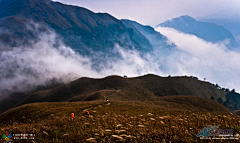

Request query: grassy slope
[
  {"left": 0, "top": 95, "right": 231, "bottom": 124},
  {"left": 17, "top": 74, "right": 227, "bottom": 107},
  {"left": 0, "top": 96, "right": 238, "bottom": 143}
]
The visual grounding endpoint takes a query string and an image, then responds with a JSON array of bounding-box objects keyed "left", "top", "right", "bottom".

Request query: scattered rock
[
  {"left": 147, "top": 113, "right": 153, "bottom": 116},
  {"left": 126, "top": 135, "right": 136, "bottom": 138},
  {"left": 120, "top": 134, "right": 127, "bottom": 137},
  {"left": 150, "top": 118, "right": 155, "bottom": 121},
  {"left": 115, "top": 130, "right": 126, "bottom": 134},
  {"left": 83, "top": 109, "right": 88, "bottom": 112},
  {"left": 159, "top": 117, "right": 164, "bottom": 119},
  {"left": 128, "top": 124, "right": 134, "bottom": 127},
  {"left": 86, "top": 138, "right": 96, "bottom": 142},
  {"left": 94, "top": 133, "right": 100, "bottom": 136},
  {"left": 43, "top": 131, "right": 48, "bottom": 136},
  {"left": 137, "top": 125, "right": 145, "bottom": 127},
  {"left": 105, "top": 129, "right": 112, "bottom": 132},
  {"left": 160, "top": 121, "right": 165, "bottom": 124},
  {"left": 116, "top": 124, "right": 123, "bottom": 128},
  {"left": 112, "top": 135, "right": 123, "bottom": 140},
  {"left": 161, "top": 116, "right": 170, "bottom": 119}
]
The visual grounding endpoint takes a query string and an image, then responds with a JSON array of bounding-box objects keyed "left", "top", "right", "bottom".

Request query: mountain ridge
[
  {"left": 157, "top": 15, "right": 239, "bottom": 49},
  {"left": 0, "top": 0, "right": 156, "bottom": 54},
  {"left": 14, "top": 74, "right": 229, "bottom": 108}
]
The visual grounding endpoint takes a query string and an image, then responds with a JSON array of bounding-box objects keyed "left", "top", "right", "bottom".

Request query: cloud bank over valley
[{"left": 0, "top": 24, "right": 240, "bottom": 97}]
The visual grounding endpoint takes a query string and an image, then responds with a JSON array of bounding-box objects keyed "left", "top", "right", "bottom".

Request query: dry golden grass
[{"left": 0, "top": 100, "right": 239, "bottom": 142}]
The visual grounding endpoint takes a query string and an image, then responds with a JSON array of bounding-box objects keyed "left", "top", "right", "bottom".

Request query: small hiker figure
[
  {"left": 105, "top": 99, "right": 110, "bottom": 104},
  {"left": 85, "top": 111, "right": 90, "bottom": 119}
]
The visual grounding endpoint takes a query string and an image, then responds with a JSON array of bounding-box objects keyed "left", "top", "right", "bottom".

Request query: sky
[{"left": 53, "top": 0, "right": 240, "bottom": 26}]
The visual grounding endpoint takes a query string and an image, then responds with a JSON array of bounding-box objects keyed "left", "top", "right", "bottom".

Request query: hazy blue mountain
[
  {"left": 122, "top": 19, "right": 171, "bottom": 48},
  {"left": 197, "top": 12, "right": 240, "bottom": 39},
  {"left": 198, "top": 18, "right": 240, "bottom": 44},
  {"left": 121, "top": 19, "right": 176, "bottom": 58},
  {"left": 157, "top": 15, "right": 239, "bottom": 50},
  {"left": 0, "top": 0, "right": 154, "bottom": 55}
]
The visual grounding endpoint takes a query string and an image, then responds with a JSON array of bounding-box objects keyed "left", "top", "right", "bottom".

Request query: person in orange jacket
[{"left": 85, "top": 111, "right": 90, "bottom": 119}]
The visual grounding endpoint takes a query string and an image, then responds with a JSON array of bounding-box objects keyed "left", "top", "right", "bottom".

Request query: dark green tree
[
  {"left": 217, "top": 97, "right": 223, "bottom": 104},
  {"left": 231, "top": 89, "right": 236, "bottom": 93},
  {"left": 225, "top": 88, "right": 230, "bottom": 92},
  {"left": 215, "top": 84, "right": 221, "bottom": 89},
  {"left": 192, "top": 76, "right": 198, "bottom": 80},
  {"left": 210, "top": 96, "right": 215, "bottom": 100}
]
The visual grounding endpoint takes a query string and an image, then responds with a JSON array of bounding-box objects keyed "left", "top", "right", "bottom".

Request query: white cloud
[
  {"left": 1, "top": 25, "right": 240, "bottom": 98},
  {"left": 156, "top": 27, "right": 240, "bottom": 92},
  {"left": 98, "top": 45, "right": 162, "bottom": 77},
  {"left": 0, "top": 28, "right": 161, "bottom": 95},
  {"left": 0, "top": 31, "right": 101, "bottom": 94}
]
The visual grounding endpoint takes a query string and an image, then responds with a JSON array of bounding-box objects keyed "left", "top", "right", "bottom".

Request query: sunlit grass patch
[{"left": 0, "top": 100, "right": 240, "bottom": 142}]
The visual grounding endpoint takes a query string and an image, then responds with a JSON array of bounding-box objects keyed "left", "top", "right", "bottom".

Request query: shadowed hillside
[{"left": 16, "top": 74, "right": 228, "bottom": 107}]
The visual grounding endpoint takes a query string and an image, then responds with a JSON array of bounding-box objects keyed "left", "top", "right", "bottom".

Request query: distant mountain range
[
  {"left": 0, "top": 0, "right": 167, "bottom": 55},
  {"left": 199, "top": 18, "right": 240, "bottom": 44},
  {"left": 122, "top": 20, "right": 170, "bottom": 48},
  {"left": 197, "top": 12, "right": 240, "bottom": 38},
  {"left": 0, "top": 0, "right": 238, "bottom": 55},
  {"left": 157, "top": 15, "right": 239, "bottom": 50}
]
